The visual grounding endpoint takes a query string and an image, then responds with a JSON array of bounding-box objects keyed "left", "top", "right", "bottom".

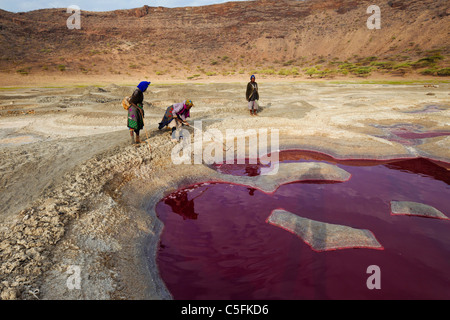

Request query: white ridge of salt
[
  {"left": 266, "top": 209, "right": 383, "bottom": 252},
  {"left": 390, "top": 201, "right": 449, "bottom": 220}
]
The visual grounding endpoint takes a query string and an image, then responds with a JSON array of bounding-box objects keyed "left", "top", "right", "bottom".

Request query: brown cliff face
[{"left": 0, "top": 0, "right": 448, "bottom": 78}]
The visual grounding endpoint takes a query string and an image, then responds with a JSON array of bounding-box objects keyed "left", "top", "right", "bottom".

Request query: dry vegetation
[{"left": 0, "top": 0, "right": 448, "bottom": 85}]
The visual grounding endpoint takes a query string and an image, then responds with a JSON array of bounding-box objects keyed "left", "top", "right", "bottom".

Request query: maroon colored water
[{"left": 155, "top": 151, "right": 450, "bottom": 300}]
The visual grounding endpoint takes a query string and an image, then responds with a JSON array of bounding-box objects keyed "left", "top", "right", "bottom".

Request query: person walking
[
  {"left": 246, "top": 75, "right": 259, "bottom": 116},
  {"left": 127, "top": 81, "right": 151, "bottom": 144}
]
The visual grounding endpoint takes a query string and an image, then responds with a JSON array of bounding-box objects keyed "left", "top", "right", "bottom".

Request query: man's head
[{"left": 250, "top": 75, "right": 256, "bottom": 82}]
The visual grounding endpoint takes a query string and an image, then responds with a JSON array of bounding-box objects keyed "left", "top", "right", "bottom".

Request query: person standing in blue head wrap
[
  {"left": 127, "top": 81, "right": 151, "bottom": 144},
  {"left": 246, "top": 75, "right": 259, "bottom": 116}
]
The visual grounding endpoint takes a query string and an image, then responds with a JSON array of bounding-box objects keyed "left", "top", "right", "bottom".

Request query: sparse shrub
[
  {"left": 187, "top": 74, "right": 201, "bottom": 80},
  {"left": 89, "top": 50, "right": 101, "bottom": 56},
  {"left": 393, "top": 62, "right": 412, "bottom": 69},
  {"left": 283, "top": 59, "right": 296, "bottom": 66},
  {"left": 370, "top": 61, "right": 395, "bottom": 70},
  {"left": 352, "top": 66, "right": 372, "bottom": 77},
  {"left": 360, "top": 56, "right": 378, "bottom": 65},
  {"left": 16, "top": 67, "right": 30, "bottom": 75},
  {"left": 305, "top": 67, "right": 319, "bottom": 77},
  {"left": 258, "top": 69, "right": 276, "bottom": 75},
  {"left": 422, "top": 52, "right": 444, "bottom": 63},
  {"left": 277, "top": 68, "right": 300, "bottom": 76},
  {"left": 390, "top": 62, "right": 412, "bottom": 76},
  {"left": 389, "top": 54, "right": 410, "bottom": 62},
  {"left": 412, "top": 60, "right": 435, "bottom": 69},
  {"left": 338, "top": 62, "right": 355, "bottom": 70},
  {"left": 436, "top": 68, "right": 450, "bottom": 76},
  {"left": 57, "top": 64, "right": 66, "bottom": 72},
  {"left": 313, "top": 68, "right": 335, "bottom": 78},
  {"left": 412, "top": 54, "right": 444, "bottom": 69},
  {"left": 419, "top": 68, "right": 438, "bottom": 76}
]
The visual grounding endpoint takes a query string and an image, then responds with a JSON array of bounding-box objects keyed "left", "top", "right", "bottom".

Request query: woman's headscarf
[
  {"left": 181, "top": 99, "right": 194, "bottom": 118},
  {"left": 137, "top": 81, "right": 151, "bottom": 92}
]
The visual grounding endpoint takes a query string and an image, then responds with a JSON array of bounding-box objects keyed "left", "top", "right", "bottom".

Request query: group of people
[{"left": 126, "top": 75, "right": 259, "bottom": 144}]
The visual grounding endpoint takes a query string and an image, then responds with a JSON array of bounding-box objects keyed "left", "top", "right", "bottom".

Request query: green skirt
[{"left": 127, "top": 104, "right": 144, "bottom": 130}]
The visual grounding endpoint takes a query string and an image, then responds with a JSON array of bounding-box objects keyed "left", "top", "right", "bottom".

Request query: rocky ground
[{"left": 0, "top": 80, "right": 449, "bottom": 299}]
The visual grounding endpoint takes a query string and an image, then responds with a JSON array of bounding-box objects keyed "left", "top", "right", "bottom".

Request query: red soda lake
[{"left": 155, "top": 151, "right": 450, "bottom": 300}]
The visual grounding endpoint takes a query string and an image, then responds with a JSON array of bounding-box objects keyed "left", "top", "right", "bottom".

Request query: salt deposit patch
[
  {"left": 266, "top": 209, "right": 384, "bottom": 251},
  {"left": 390, "top": 201, "right": 449, "bottom": 220},
  {"left": 217, "top": 162, "right": 351, "bottom": 193},
  {"left": 0, "top": 135, "right": 40, "bottom": 146}
]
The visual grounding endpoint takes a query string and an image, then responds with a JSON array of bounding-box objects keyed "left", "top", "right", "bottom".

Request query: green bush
[
  {"left": 57, "top": 65, "right": 66, "bottom": 72},
  {"left": 187, "top": 74, "right": 201, "bottom": 80},
  {"left": 276, "top": 68, "right": 301, "bottom": 76},
  {"left": 278, "top": 69, "right": 290, "bottom": 76},
  {"left": 338, "top": 62, "right": 356, "bottom": 71},
  {"left": 393, "top": 62, "right": 412, "bottom": 70},
  {"left": 419, "top": 68, "right": 438, "bottom": 76},
  {"left": 283, "top": 59, "right": 296, "bottom": 66},
  {"left": 370, "top": 61, "right": 395, "bottom": 70},
  {"left": 420, "top": 54, "right": 444, "bottom": 63},
  {"left": 436, "top": 68, "right": 450, "bottom": 76},
  {"left": 361, "top": 56, "right": 378, "bottom": 65},
  {"left": 305, "top": 67, "right": 318, "bottom": 77},
  {"left": 16, "top": 68, "right": 30, "bottom": 75},
  {"left": 316, "top": 68, "right": 334, "bottom": 78},
  {"left": 336, "top": 62, "right": 371, "bottom": 76},
  {"left": 352, "top": 66, "right": 372, "bottom": 77},
  {"left": 264, "top": 69, "right": 276, "bottom": 75}
]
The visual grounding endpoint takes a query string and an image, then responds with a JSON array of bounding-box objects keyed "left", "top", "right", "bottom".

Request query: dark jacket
[
  {"left": 246, "top": 82, "right": 259, "bottom": 101},
  {"left": 129, "top": 88, "right": 144, "bottom": 106},
  {"left": 127, "top": 89, "right": 145, "bottom": 131}
]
